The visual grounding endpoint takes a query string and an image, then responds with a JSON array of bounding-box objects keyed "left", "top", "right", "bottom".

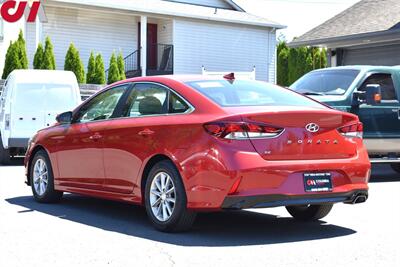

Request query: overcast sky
[{"left": 235, "top": 0, "right": 361, "bottom": 41}]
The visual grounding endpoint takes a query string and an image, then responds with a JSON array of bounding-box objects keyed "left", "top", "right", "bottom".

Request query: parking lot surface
[{"left": 0, "top": 162, "right": 399, "bottom": 267}]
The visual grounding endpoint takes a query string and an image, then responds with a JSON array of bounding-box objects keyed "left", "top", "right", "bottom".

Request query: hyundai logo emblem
[{"left": 305, "top": 123, "right": 320, "bottom": 133}]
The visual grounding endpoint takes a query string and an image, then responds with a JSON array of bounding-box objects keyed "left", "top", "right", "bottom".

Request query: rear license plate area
[{"left": 303, "top": 172, "right": 333, "bottom": 192}]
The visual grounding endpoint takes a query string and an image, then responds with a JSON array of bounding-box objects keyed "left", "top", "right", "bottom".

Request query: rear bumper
[{"left": 222, "top": 190, "right": 368, "bottom": 209}]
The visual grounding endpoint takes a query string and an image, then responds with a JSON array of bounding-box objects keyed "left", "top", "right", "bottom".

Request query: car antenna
[{"left": 223, "top": 73, "right": 235, "bottom": 83}]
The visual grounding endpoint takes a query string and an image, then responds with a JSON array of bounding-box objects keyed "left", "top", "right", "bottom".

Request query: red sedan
[{"left": 24, "top": 75, "right": 370, "bottom": 232}]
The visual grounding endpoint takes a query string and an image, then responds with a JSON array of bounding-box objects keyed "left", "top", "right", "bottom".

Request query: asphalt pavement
[{"left": 0, "top": 161, "right": 399, "bottom": 267}]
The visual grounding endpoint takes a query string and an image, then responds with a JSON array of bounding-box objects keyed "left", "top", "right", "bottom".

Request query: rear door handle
[
  {"left": 138, "top": 129, "right": 155, "bottom": 136},
  {"left": 89, "top": 133, "right": 103, "bottom": 140}
]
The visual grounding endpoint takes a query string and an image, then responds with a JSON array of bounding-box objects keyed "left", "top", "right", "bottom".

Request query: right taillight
[
  {"left": 338, "top": 122, "right": 363, "bottom": 138},
  {"left": 204, "top": 122, "right": 284, "bottom": 140}
]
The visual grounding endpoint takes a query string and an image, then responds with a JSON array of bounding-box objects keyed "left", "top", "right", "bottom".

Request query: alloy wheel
[
  {"left": 33, "top": 159, "right": 48, "bottom": 196},
  {"left": 149, "top": 172, "right": 176, "bottom": 222}
]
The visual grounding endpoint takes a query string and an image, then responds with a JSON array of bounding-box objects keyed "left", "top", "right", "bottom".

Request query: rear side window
[{"left": 187, "top": 80, "right": 325, "bottom": 108}]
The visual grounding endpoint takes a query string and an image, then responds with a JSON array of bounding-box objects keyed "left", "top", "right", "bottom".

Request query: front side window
[
  {"left": 187, "top": 80, "right": 325, "bottom": 108},
  {"left": 359, "top": 73, "right": 398, "bottom": 101},
  {"left": 76, "top": 85, "right": 128, "bottom": 123},
  {"left": 290, "top": 69, "right": 360, "bottom": 95}
]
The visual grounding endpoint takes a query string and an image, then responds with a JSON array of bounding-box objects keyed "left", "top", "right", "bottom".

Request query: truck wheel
[
  {"left": 286, "top": 204, "right": 333, "bottom": 221},
  {"left": 0, "top": 137, "right": 11, "bottom": 165},
  {"left": 144, "top": 160, "right": 197, "bottom": 232},
  {"left": 390, "top": 163, "right": 400, "bottom": 173}
]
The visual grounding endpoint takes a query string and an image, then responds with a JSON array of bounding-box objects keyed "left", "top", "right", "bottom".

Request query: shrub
[
  {"left": 2, "top": 41, "right": 21, "bottom": 79},
  {"left": 33, "top": 43, "right": 44, "bottom": 69},
  {"left": 94, "top": 53, "right": 106, "bottom": 85},
  {"left": 42, "top": 36, "right": 56, "bottom": 70},
  {"left": 117, "top": 52, "right": 126, "bottom": 80},
  {"left": 64, "top": 43, "right": 85, "bottom": 83},
  {"left": 86, "top": 51, "right": 96, "bottom": 84},
  {"left": 107, "top": 52, "right": 120, "bottom": 84},
  {"left": 16, "top": 30, "right": 28, "bottom": 69}
]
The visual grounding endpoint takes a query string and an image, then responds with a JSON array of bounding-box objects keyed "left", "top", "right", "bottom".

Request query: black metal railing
[
  {"left": 105, "top": 44, "right": 173, "bottom": 78},
  {"left": 146, "top": 44, "right": 174, "bottom": 76}
]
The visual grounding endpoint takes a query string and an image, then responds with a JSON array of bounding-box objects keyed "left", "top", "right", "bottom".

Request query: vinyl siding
[
  {"left": 173, "top": 19, "right": 276, "bottom": 82},
  {"left": 27, "top": 5, "right": 138, "bottom": 71},
  {"left": 164, "top": 0, "right": 233, "bottom": 9}
]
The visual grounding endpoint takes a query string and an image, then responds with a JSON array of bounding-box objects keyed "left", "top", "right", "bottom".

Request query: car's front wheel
[
  {"left": 30, "top": 150, "right": 63, "bottom": 203},
  {"left": 286, "top": 204, "right": 333, "bottom": 221},
  {"left": 144, "top": 160, "right": 196, "bottom": 232}
]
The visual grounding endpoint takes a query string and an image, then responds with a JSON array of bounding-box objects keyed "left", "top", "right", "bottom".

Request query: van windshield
[
  {"left": 14, "top": 83, "right": 77, "bottom": 111},
  {"left": 290, "top": 69, "right": 360, "bottom": 95}
]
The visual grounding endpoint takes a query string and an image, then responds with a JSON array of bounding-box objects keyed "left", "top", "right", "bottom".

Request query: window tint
[
  {"left": 169, "top": 92, "right": 190, "bottom": 114},
  {"left": 290, "top": 70, "right": 360, "bottom": 95},
  {"left": 187, "top": 80, "right": 325, "bottom": 108},
  {"left": 128, "top": 83, "right": 168, "bottom": 117},
  {"left": 359, "top": 73, "right": 397, "bottom": 101},
  {"left": 77, "top": 85, "right": 127, "bottom": 123}
]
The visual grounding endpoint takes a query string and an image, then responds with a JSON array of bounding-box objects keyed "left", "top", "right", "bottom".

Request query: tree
[
  {"left": 277, "top": 41, "right": 289, "bottom": 86},
  {"left": 2, "top": 41, "right": 22, "bottom": 79},
  {"left": 64, "top": 43, "right": 85, "bottom": 83},
  {"left": 33, "top": 43, "right": 44, "bottom": 69},
  {"left": 86, "top": 51, "right": 96, "bottom": 84},
  {"left": 117, "top": 52, "right": 126, "bottom": 80},
  {"left": 107, "top": 52, "right": 120, "bottom": 84},
  {"left": 94, "top": 53, "right": 106, "bottom": 85},
  {"left": 42, "top": 36, "right": 56, "bottom": 70},
  {"left": 16, "top": 30, "right": 28, "bottom": 69}
]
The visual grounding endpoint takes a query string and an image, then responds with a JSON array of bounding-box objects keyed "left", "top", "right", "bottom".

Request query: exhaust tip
[{"left": 352, "top": 194, "right": 368, "bottom": 204}]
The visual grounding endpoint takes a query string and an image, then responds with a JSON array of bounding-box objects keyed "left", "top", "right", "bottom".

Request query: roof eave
[
  {"left": 289, "top": 29, "right": 400, "bottom": 48},
  {"left": 224, "top": 0, "right": 245, "bottom": 12}
]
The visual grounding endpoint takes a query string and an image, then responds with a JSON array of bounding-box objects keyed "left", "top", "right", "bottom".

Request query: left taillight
[
  {"left": 338, "top": 122, "right": 363, "bottom": 138},
  {"left": 204, "top": 122, "right": 284, "bottom": 140}
]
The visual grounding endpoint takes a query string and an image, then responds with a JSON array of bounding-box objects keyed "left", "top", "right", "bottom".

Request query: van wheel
[
  {"left": 30, "top": 150, "right": 63, "bottom": 203},
  {"left": 144, "top": 160, "right": 196, "bottom": 232},
  {"left": 390, "top": 163, "right": 400, "bottom": 173},
  {"left": 286, "top": 204, "right": 333, "bottom": 221},
  {"left": 0, "top": 137, "right": 11, "bottom": 165}
]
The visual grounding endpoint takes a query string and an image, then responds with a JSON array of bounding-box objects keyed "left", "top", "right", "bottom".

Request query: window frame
[
  {"left": 121, "top": 82, "right": 195, "bottom": 118},
  {"left": 72, "top": 83, "right": 134, "bottom": 124},
  {"left": 0, "top": 18, "right": 4, "bottom": 40}
]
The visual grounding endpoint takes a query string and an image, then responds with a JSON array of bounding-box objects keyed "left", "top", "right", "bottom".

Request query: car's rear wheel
[
  {"left": 286, "top": 204, "right": 333, "bottom": 221},
  {"left": 0, "top": 137, "right": 11, "bottom": 165},
  {"left": 144, "top": 160, "right": 196, "bottom": 232},
  {"left": 390, "top": 163, "right": 400, "bottom": 173},
  {"left": 30, "top": 150, "right": 63, "bottom": 203}
]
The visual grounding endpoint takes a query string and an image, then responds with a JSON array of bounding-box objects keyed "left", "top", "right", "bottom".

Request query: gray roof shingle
[{"left": 291, "top": 0, "right": 400, "bottom": 46}]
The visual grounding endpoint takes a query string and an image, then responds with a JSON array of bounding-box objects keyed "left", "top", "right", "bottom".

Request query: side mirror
[
  {"left": 56, "top": 111, "right": 73, "bottom": 124},
  {"left": 365, "top": 84, "right": 382, "bottom": 105}
]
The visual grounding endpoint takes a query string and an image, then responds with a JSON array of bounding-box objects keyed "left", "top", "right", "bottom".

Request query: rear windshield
[
  {"left": 187, "top": 80, "right": 325, "bottom": 108},
  {"left": 290, "top": 69, "right": 360, "bottom": 95}
]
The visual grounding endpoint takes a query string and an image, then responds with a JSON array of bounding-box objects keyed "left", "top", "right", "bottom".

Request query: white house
[{"left": 0, "top": 0, "right": 284, "bottom": 82}]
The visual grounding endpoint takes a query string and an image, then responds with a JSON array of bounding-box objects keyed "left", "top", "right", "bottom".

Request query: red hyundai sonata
[{"left": 24, "top": 75, "right": 370, "bottom": 232}]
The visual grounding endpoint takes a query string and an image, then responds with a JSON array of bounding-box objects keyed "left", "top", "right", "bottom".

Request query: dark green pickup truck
[{"left": 291, "top": 66, "right": 400, "bottom": 171}]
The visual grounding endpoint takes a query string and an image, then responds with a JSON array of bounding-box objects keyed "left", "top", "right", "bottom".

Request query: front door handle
[
  {"left": 89, "top": 133, "right": 103, "bottom": 140},
  {"left": 138, "top": 129, "right": 155, "bottom": 136}
]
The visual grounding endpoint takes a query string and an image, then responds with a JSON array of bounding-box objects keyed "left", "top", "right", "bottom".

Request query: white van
[{"left": 0, "top": 70, "right": 81, "bottom": 164}]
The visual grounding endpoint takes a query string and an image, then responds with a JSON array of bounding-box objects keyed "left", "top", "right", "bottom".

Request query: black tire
[
  {"left": 0, "top": 136, "right": 11, "bottom": 165},
  {"left": 30, "top": 150, "right": 63, "bottom": 203},
  {"left": 144, "top": 160, "right": 196, "bottom": 232},
  {"left": 390, "top": 163, "right": 400, "bottom": 173},
  {"left": 286, "top": 204, "right": 333, "bottom": 221}
]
